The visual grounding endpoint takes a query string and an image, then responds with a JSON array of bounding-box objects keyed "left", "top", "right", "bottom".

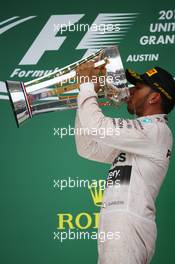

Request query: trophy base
[{"left": 6, "top": 80, "right": 32, "bottom": 127}]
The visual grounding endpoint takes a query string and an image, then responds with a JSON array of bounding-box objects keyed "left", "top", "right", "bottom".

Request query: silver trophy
[{"left": 6, "top": 45, "right": 129, "bottom": 127}]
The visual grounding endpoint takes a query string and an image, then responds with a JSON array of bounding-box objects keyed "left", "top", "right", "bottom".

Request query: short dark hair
[
  {"left": 160, "top": 93, "right": 175, "bottom": 114},
  {"left": 150, "top": 86, "right": 175, "bottom": 114}
]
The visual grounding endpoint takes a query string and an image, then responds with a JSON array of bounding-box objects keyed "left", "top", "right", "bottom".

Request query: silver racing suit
[{"left": 75, "top": 82, "right": 173, "bottom": 264}]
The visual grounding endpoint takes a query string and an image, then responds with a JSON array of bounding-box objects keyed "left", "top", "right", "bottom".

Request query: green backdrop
[{"left": 0, "top": 0, "right": 175, "bottom": 263}]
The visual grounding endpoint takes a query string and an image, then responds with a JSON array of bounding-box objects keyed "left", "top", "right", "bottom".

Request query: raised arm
[{"left": 75, "top": 84, "right": 120, "bottom": 164}]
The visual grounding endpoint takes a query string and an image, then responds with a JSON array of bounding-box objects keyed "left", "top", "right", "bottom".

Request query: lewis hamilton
[{"left": 75, "top": 65, "right": 175, "bottom": 264}]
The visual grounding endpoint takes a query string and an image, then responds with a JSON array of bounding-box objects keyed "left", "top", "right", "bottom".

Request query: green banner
[{"left": 0, "top": 0, "right": 175, "bottom": 263}]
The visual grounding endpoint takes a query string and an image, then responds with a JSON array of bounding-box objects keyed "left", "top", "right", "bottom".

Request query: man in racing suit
[{"left": 75, "top": 65, "right": 175, "bottom": 264}]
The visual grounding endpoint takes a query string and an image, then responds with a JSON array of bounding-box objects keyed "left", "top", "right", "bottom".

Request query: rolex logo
[{"left": 88, "top": 180, "right": 105, "bottom": 207}]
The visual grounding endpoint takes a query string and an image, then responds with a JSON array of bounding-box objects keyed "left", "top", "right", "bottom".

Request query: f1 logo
[{"left": 18, "top": 13, "right": 137, "bottom": 65}]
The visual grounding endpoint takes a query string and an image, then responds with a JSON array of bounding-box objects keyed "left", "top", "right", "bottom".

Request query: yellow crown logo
[{"left": 88, "top": 180, "right": 105, "bottom": 207}]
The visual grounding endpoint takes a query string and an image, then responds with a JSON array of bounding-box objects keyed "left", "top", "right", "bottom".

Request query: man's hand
[{"left": 76, "top": 57, "right": 106, "bottom": 93}]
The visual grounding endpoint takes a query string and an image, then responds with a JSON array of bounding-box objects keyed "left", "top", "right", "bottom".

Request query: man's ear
[{"left": 149, "top": 92, "right": 161, "bottom": 104}]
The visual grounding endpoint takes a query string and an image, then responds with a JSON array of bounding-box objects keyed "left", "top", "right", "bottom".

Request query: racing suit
[{"left": 75, "top": 82, "right": 173, "bottom": 264}]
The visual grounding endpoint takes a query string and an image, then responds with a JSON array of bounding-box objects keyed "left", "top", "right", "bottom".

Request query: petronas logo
[{"left": 88, "top": 180, "right": 105, "bottom": 207}]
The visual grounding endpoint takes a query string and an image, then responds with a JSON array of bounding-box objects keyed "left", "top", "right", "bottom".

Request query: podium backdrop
[{"left": 0, "top": 0, "right": 175, "bottom": 263}]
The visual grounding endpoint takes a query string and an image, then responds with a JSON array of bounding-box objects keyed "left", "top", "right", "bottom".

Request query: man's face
[{"left": 127, "top": 82, "right": 152, "bottom": 115}]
